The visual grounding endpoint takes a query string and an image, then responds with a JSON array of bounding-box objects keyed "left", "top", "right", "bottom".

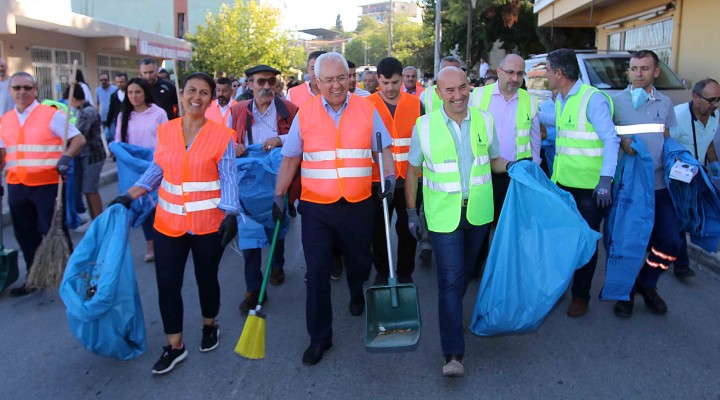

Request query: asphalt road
[{"left": 1, "top": 181, "right": 719, "bottom": 399}]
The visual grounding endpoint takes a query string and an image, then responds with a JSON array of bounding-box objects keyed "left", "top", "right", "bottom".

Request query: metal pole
[
  {"left": 466, "top": 0, "right": 474, "bottom": 73},
  {"left": 434, "top": 0, "right": 442, "bottom": 77},
  {"left": 388, "top": 0, "right": 393, "bottom": 56},
  {"left": 364, "top": 41, "right": 369, "bottom": 65}
]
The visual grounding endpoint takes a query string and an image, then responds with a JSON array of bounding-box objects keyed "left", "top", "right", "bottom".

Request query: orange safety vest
[
  {"left": 299, "top": 94, "right": 374, "bottom": 204},
  {"left": 153, "top": 118, "right": 233, "bottom": 237},
  {"left": 288, "top": 83, "right": 317, "bottom": 108},
  {"left": 367, "top": 92, "right": 421, "bottom": 180},
  {"left": 403, "top": 83, "right": 425, "bottom": 98},
  {"left": 1, "top": 105, "right": 63, "bottom": 186},
  {"left": 204, "top": 99, "right": 236, "bottom": 126}
]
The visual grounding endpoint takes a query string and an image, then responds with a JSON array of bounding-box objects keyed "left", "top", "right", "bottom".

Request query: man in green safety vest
[
  {"left": 545, "top": 48, "right": 620, "bottom": 318},
  {"left": 405, "top": 66, "right": 511, "bottom": 378}
]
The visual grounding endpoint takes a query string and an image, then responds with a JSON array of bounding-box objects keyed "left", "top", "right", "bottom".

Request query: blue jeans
[
  {"left": 428, "top": 207, "right": 490, "bottom": 357},
  {"left": 242, "top": 235, "right": 285, "bottom": 293}
]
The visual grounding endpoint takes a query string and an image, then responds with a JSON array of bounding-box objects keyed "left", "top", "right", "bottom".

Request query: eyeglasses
[
  {"left": 254, "top": 77, "right": 277, "bottom": 87},
  {"left": 11, "top": 85, "right": 35, "bottom": 91},
  {"left": 698, "top": 95, "right": 720, "bottom": 105},
  {"left": 318, "top": 75, "right": 348, "bottom": 85},
  {"left": 498, "top": 67, "right": 526, "bottom": 79}
]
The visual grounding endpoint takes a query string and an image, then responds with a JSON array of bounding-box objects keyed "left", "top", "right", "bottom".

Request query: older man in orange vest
[
  {"left": 273, "top": 52, "right": 395, "bottom": 366},
  {"left": 204, "top": 77, "right": 236, "bottom": 126},
  {"left": 367, "top": 57, "right": 424, "bottom": 285},
  {"left": 0, "top": 72, "right": 86, "bottom": 296}
]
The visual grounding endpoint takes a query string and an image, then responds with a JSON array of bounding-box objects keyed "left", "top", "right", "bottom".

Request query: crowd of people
[{"left": 0, "top": 47, "right": 718, "bottom": 378}]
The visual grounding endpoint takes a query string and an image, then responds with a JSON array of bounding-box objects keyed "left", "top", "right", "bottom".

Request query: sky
[{"left": 273, "top": 0, "right": 368, "bottom": 32}]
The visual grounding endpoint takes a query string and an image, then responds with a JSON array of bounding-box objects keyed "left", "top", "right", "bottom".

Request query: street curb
[
  {"left": 1, "top": 165, "right": 118, "bottom": 227},
  {"left": 688, "top": 241, "right": 720, "bottom": 276}
]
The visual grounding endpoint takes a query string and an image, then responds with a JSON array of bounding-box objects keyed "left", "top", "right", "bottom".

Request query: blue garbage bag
[
  {"left": 59, "top": 204, "right": 146, "bottom": 360},
  {"left": 236, "top": 144, "right": 289, "bottom": 250},
  {"left": 109, "top": 142, "right": 157, "bottom": 228},
  {"left": 601, "top": 139, "right": 655, "bottom": 301},
  {"left": 470, "top": 162, "right": 602, "bottom": 336},
  {"left": 65, "top": 158, "right": 81, "bottom": 229},
  {"left": 663, "top": 137, "right": 720, "bottom": 237}
]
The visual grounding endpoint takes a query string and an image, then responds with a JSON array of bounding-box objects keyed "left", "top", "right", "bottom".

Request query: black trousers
[
  {"left": 299, "top": 198, "right": 374, "bottom": 345},
  {"left": 8, "top": 183, "right": 71, "bottom": 272},
  {"left": 558, "top": 184, "right": 606, "bottom": 300},
  {"left": 371, "top": 183, "right": 417, "bottom": 278},
  {"left": 154, "top": 231, "right": 225, "bottom": 334}
]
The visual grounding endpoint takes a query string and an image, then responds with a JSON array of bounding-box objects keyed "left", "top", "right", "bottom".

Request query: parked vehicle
[{"left": 525, "top": 51, "right": 691, "bottom": 105}]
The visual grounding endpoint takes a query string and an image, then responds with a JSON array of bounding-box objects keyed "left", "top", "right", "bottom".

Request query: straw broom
[
  {"left": 26, "top": 60, "right": 77, "bottom": 289},
  {"left": 235, "top": 218, "right": 281, "bottom": 359}
]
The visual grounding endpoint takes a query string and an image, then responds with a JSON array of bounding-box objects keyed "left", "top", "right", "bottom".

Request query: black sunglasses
[
  {"left": 11, "top": 85, "right": 35, "bottom": 91},
  {"left": 698, "top": 95, "right": 720, "bottom": 104}
]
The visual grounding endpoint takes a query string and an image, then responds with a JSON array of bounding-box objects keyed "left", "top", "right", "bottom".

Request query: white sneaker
[
  {"left": 442, "top": 359, "right": 464, "bottom": 377},
  {"left": 75, "top": 219, "right": 92, "bottom": 233},
  {"left": 78, "top": 211, "right": 91, "bottom": 224}
]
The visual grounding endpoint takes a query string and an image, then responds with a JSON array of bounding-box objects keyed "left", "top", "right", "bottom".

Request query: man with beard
[
  {"left": 229, "top": 64, "right": 299, "bottom": 312},
  {"left": 366, "top": 57, "right": 424, "bottom": 285},
  {"left": 139, "top": 58, "right": 178, "bottom": 121},
  {"left": 205, "top": 77, "right": 236, "bottom": 126}
]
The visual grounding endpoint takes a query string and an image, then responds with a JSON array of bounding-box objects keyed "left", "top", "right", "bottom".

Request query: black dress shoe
[
  {"left": 10, "top": 283, "right": 36, "bottom": 297},
  {"left": 349, "top": 298, "right": 365, "bottom": 316},
  {"left": 637, "top": 286, "right": 667, "bottom": 315},
  {"left": 674, "top": 264, "right": 696, "bottom": 279},
  {"left": 613, "top": 299, "right": 634, "bottom": 318},
  {"left": 302, "top": 342, "right": 332, "bottom": 366},
  {"left": 288, "top": 204, "right": 297, "bottom": 218},
  {"left": 269, "top": 268, "right": 285, "bottom": 286}
]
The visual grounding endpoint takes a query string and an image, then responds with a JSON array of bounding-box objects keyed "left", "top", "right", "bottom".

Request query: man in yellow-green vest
[
  {"left": 545, "top": 48, "right": 620, "bottom": 318},
  {"left": 405, "top": 66, "right": 510, "bottom": 378},
  {"left": 419, "top": 56, "right": 462, "bottom": 114}
]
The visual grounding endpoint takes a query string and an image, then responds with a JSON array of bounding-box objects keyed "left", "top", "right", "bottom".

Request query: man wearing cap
[
  {"left": 205, "top": 77, "right": 236, "bottom": 126},
  {"left": 229, "top": 64, "right": 300, "bottom": 312}
]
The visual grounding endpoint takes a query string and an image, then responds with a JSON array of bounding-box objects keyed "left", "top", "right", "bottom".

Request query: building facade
[
  {"left": 534, "top": 0, "right": 720, "bottom": 86},
  {"left": 360, "top": 1, "right": 422, "bottom": 24}
]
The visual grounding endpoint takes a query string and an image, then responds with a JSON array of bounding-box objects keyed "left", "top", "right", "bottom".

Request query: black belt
[{"left": 461, "top": 198, "right": 469, "bottom": 207}]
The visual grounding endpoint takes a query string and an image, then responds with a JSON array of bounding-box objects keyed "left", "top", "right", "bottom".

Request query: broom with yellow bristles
[
  {"left": 235, "top": 218, "right": 281, "bottom": 359},
  {"left": 26, "top": 60, "right": 77, "bottom": 289}
]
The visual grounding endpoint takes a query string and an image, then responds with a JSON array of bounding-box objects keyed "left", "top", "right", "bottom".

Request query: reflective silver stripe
[
  {"left": 5, "top": 144, "right": 63, "bottom": 153},
  {"left": 338, "top": 167, "right": 372, "bottom": 177},
  {"left": 530, "top": 94, "right": 538, "bottom": 117},
  {"left": 517, "top": 143, "right": 531, "bottom": 154},
  {"left": 159, "top": 197, "right": 185, "bottom": 215},
  {"left": 185, "top": 198, "right": 221, "bottom": 212},
  {"left": 478, "top": 109, "right": 494, "bottom": 147},
  {"left": 423, "top": 176, "right": 462, "bottom": 193},
  {"left": 577, "top": 89, "right": 596, "bottom": 131},
  {"left": 4, "top": 159, "right": 59, "bottom": 167},
  {"left": 336, "top": 149, "right": 371, "bottom": 159},
  {"left": 559, "top": 130, "right": 599, "bottom": 141},
  {"left": 419, "top": 115, "right": 432, "bottom": 164},
  {"left": 161, "top": 179, "right": 183, "bottom": 195},
  {"left": 429, "top": 161, "right": 459, "bottom": 173},
  {"left": 393, "top": 153, "right": 409, "bottom": 162},
  {"left": 473, "top": 155, "right": 490, "bottom": 166},
  {"left": 302, "top": 168, "right": 337, "bottom": 179},
  {"left": 393, "top": 138, "right": 412, "bottom": 147},
  {"left": 517, "top": 129, "right": 530, "bottom": 138},
  {"left": 183, "top": 180, "right": 220, "bottom": 192},
  {"left": 615, "top": 123, "right": 665, "bottom": 135},
  {"left": 557, "top": 146, "right": 603, "bottom": 157},
  {"left": 303, "top": 151, "right": 336, "bottom": 162},
  {"left": 470, "top": 174, "right": 491, "bottom": 186}
]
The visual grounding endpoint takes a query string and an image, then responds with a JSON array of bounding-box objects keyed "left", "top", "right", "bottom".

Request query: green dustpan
[{"left": 364, "top": 132, "right": 421, "bottom": 351}]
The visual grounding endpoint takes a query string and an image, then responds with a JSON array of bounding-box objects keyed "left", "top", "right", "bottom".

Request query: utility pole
[
  {"left": 434, "top": 0, "right": 442, "bottom": 77},
  {"left": 467, "top": 0, "right": 475, "bottom": 72},
  {"left": 388, "top": 0, "right": 393, "bottom": 56},
  {"left": 364, "top": 41, "right": 369, "bottom": 65}
]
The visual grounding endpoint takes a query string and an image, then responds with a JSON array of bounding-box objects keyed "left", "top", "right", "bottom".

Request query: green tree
[
  {"left": 186, "top": 0, "right": 304, "bottom": 76},
  {"left": 344, "top": 16, "right": 434, "bottom": 72}
]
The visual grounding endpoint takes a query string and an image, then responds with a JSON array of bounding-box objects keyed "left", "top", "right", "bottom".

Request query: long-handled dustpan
[
  {"left": 365, "top": 132, "right": 421, "bottom": 351},
  {"left": 235, "top": 217, "right": 281, "bottom": 359},
  {"left": 0, "top": 181, "right": 19, "bottom": 292}
]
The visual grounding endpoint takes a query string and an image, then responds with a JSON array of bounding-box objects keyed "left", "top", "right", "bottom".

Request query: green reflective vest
[
  {"left": 552, "top": 84, "right": 613, "bottom": 189},
  {"left": 417, "top": 107, "right": 494, "bottom": 233},
  {"left": 470, "top": 83, "right": 537, "bottom": 159},
  {"left": 420, "top": 85, "right": 443, "bottom": 114},
  {"left": 41, "top": 99, "right": 76, "bottom": 125}
]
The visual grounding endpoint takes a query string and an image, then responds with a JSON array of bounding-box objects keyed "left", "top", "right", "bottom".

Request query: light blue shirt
[
  {"left": 95, "top": 84, "right": 118, "bottom": 123},
  {"left": 556, "top": 80, "right": 620, "bottom": 177},
  {"left": 408, "top": 106, "right": 501, "bottom": 199},
  {"left": 670, "top": 101, "right": 719, "bottom": 163},
  {"left": 135, "top": 137, "right": 239, "bottom": 215},
  {"left": 539, "top": 99, "right": 556, "bottom": 146},
  {"left": 281, "top": 93, "right": 392, "bottom": 157}
]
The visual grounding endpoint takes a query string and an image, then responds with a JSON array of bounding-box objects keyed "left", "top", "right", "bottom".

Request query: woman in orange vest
[{"left": 110, "top": 72, "right": 239, "bottom": 375}]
